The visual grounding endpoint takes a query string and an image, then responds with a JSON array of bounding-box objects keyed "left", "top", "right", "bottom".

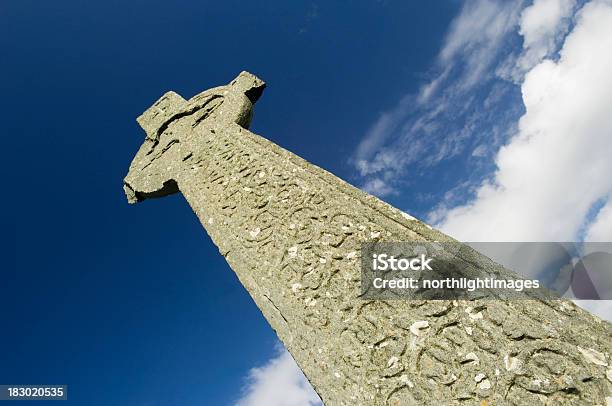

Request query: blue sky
[{"left": 3, "top": 0, "right": 612, "bottom": 405}]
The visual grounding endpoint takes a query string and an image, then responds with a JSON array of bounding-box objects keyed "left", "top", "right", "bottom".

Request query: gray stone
[{"left": 124, "top": 72, "right": 611, "bottom": 405}]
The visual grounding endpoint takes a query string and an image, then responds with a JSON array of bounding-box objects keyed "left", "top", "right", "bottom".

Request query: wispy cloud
[
  {"left": 352, "top": 0, "right": 527, "bottom": 198},
  {"left": 438, "top": 0, "right": 525, "bottom": 90}
]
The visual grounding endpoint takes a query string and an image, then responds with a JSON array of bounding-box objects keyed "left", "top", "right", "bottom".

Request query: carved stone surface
[{"left": 124, "top": 72, "right": 612, "bottom": 405}]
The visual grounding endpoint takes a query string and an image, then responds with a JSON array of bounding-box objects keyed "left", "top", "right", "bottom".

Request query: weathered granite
[{"left": 124, "top": 72, "right": 612, "bottom": 405}]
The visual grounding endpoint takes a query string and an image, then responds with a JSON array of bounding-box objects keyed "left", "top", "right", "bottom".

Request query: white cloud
[
  {"left": 361, "top": 178, "right": 395, "bottom": 197},
  {"left": 435, "top": 0, "right": 612, "bottom": 243},
  {"left": 517, "top": 0, "right": 576, "bottom": 72},
  {"left": 236, "top": 346, "right": 322, "bottom": 406}
]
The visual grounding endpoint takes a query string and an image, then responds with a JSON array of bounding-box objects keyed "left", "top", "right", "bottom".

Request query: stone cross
[{"left": 124, "top": 72, "right": 611, "bottom": 405}]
